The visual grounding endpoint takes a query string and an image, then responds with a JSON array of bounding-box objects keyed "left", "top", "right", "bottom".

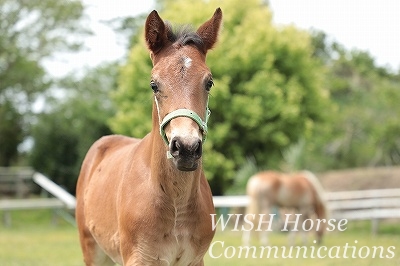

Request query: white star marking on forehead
[{"left": 184, "top": 57, "right": 192, "bottom": 68}]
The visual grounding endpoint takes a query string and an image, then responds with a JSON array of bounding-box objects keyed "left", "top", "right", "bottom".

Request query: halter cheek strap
[{"left": 159, "top": 107, "right": 211, "bottom": 145}]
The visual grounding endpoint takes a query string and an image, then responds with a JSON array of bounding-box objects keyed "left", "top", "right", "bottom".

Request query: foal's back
[
  {"left": 78, "top": 135, "right": 139, "bottom": 181},
  {"left": 247, "top": 171, "right": 313, "bottom": 208}
]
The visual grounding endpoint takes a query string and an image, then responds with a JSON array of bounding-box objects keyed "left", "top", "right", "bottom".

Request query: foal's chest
[
  {"left": 160, "top": 229, "right": 199, "bottom": 265},
  {"left": 117, "top": 179, "right": 213, "bottom": 265},
  {"left": 161, "top": 212, "right": 204, "bottom": 263},
  {"left": 135, "top": 200, "right": 208, "bottom": 265},
  {"left": 134, "top": 218, "right": 204, "bottom": 265}
]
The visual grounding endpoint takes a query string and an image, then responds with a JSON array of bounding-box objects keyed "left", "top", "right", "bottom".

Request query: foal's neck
[
  {"left": 150, "top": 132, "right": 202, "bottom": 202},
  {"left": 160, "top": 168, "right": 201, "bottom": 201}
]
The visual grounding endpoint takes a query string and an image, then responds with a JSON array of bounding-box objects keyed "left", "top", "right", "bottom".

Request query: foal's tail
[{"left": 302, "top": 171, "right": 328, "bottom": 244}]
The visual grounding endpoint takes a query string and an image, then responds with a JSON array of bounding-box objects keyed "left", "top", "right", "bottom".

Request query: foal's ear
[
  {"left": 145, "top": 10, "right": 169, "bottom": 54},
  {"left": 197, "top": 8, "right": 223, "bottom": 53}
]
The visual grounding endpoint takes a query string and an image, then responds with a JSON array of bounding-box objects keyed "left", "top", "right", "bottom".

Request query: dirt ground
[{"left": 317, "top": 166, "right": 400, "bottom": 192}]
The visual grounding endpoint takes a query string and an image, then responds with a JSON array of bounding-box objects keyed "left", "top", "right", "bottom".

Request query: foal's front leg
[
  {"left": 123, "top": 247, "right": 207, "bottom": 266},
  {"left": 122, "top": 244, "right": 169, "bottom": 266},
  {"left": 80, "top": 232, "right": 115, "bottom": 266}
]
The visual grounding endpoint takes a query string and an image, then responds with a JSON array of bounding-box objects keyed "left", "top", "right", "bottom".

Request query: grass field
[{"left": 1, "top": 209, "right": 399, "bottom": 265}]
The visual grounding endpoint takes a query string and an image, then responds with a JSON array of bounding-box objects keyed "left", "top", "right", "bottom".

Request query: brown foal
[{"left": 76, "top": 8, "right": 222, "bottom": 266}]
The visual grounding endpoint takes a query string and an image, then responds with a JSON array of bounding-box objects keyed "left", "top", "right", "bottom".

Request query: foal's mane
[{"left": 165, "top": 22, "right": 205, "bottom": 52}]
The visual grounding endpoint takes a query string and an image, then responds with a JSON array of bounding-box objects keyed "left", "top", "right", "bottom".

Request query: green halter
[
  {"left": 159, "top": 107, "right": 211, "bottom": 145},
  {"left": 158, "top": 95, "right": 211, "bottom": 158}
]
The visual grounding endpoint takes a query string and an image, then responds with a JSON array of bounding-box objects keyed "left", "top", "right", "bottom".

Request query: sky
[
  {"left": 270, "top": 0, "right": 400, "bottom": 71},
  {"left": 44, "top": 0, "right": 400, "bottom": 76}
]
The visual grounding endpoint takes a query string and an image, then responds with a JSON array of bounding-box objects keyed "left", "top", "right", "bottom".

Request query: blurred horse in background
[{"left": 242, "top": 170, "right": 328, "bottom": 246}]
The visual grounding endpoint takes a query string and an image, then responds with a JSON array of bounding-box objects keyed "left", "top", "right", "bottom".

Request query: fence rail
[
  {"left": 325, "top": 188, "right": 400, "bottom": 200},
  {"left": 212, "top": 188, "right": 400, "bottom": 234},
  {"left": 0, "top": 198, "right": 64, "bottom": 210},
  {"left": 32, "top": 173, "right": 76, "bottom": 209},
  {"left": 1, "top": 168, "right": 399, "bottom": 234},
  {"left": 0, "top": 170, "right": 76, "bottom": 226}
]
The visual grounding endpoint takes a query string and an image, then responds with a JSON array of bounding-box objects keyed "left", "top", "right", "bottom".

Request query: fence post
[
  {"left": 371, "top": 218, "right": 379, "bottom": 235},
  {"left": 2, "top": 210, "right": 12, "bottom": 227}
]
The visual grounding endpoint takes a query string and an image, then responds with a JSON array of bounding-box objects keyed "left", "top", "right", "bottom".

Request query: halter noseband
[{"left": 159, "top": 107, "right": 211, "bottom": 145}]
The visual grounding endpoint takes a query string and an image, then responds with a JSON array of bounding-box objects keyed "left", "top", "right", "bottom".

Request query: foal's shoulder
[{"left": 92, "top": 134, "right": 140, "bottom": 155}]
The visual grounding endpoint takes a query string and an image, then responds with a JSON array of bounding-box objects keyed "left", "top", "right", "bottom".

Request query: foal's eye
[
  {"left": 150, "top": 81, "right": 158, "bottom": 93},
  {"left": 206, "top": 80, "right": 214, "bottom": 91}
]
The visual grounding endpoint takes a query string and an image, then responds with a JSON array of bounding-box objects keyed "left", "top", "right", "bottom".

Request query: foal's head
[{"left": 145, "top": 8, "right": 222, "bottom": 171}]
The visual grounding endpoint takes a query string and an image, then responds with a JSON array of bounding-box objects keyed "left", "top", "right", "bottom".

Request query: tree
[
  {"left": 326, "top": 50, "right": 400, "bottom": 168},
  {"left": 111, "top": 0, "right": 330, "bottom": 194},
  {"left": 0, "top": 0, "right": 89, "bottom": 165},
  {"left": 106, "top": 13, "right": 148, "bottom": 50},
  {"left": 0, "top": 101, "right": 24, "bottom": 166},
  {"left": 303, "top": 31, "right": 400, "bottom": 170},
  {"left": 30, "top": 63, "right": 116, "bottom": 193}
]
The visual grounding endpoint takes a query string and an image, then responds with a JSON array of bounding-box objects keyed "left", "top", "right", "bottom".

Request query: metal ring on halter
[{"left": 159, "top": 108, "right": 210, "bottom": 145}]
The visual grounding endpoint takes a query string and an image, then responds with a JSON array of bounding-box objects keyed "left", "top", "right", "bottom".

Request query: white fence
[
  {"left": 0, "top": 171, "right": 76, "bottom": 226},
  {"left": 213, "top": 188, "right": 400, "bottom": 234},
  {"left": 1, "top": 168, "right": 399, "bottom": 234},
  {"left": 325, "top": 188, "right": 400, "bottom": 234},
  {"left": 32, "top": 173, "right": 76, "bottom": 209}
]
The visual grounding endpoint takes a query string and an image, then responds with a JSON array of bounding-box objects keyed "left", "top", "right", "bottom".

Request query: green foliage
[
  {"left": 303, "top": 32, "right": 400, "bottom": 170},
  {"left": 29, "top": 63, "right": 116, "bottom": 193},
  {"left": 0, "top": 0, "right": 89, "bottom": 166},
  {"left": 0, "top": 0, "right": 88, "bottom": 101},
  {"left": 110, "top": 42, "right": 153, "bottom": 137},
  {"left": 0, "top": 101, "right": 25, "bottom": 166},
  {"left": 30, "top": 113, "right": 81, "bottom": 191},
  {"left": 0, "top": 0, "right": 89, "bottom": 59},
  {"left": 107, "top": 14, "right": 148, "bottom": 49},
  {"left": 224, "top": 157, "right": 259, "bottom": 195},
  {"left": 111, "top": 0, "right": 330, "bottom": 194},
  {"left": 281, "top": 138, "right": 307, "bottom": 172}
]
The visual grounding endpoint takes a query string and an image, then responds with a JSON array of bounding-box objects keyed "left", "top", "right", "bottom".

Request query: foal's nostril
[
  {"left": 169, "top": 137, "right": 202, "bottom": 158},
  {"left": 170, "top": 138, "right": 180, "bottom": 157},
  {"left": 193, "top": 139, "right": 202, "bottom": 158}
]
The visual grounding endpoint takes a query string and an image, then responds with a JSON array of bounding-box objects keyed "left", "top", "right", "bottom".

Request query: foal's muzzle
[
  {"left": 159, "top": 108, "right": 210, "bottom": 171},
  {"left": 159, "top": 108, "right": 209, "bottom": 145},
  {"left": 170, "top": 136, "right": 202, "bottom": 171}
]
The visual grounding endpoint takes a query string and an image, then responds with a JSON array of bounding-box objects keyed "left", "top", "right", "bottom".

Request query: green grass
[
  {"left": 1, "top": 210, "right": 399, "bottom": 265},
  {"left": 0, "top": 210, "right": 82, "bottom": 266},
  {"left": 204, "top": 225, "right": 400, "bottom": 266}
]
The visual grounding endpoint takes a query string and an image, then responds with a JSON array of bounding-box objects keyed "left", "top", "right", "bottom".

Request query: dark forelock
[{"left": 165, "top": 22, "right": 205, "bottom": 52}]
